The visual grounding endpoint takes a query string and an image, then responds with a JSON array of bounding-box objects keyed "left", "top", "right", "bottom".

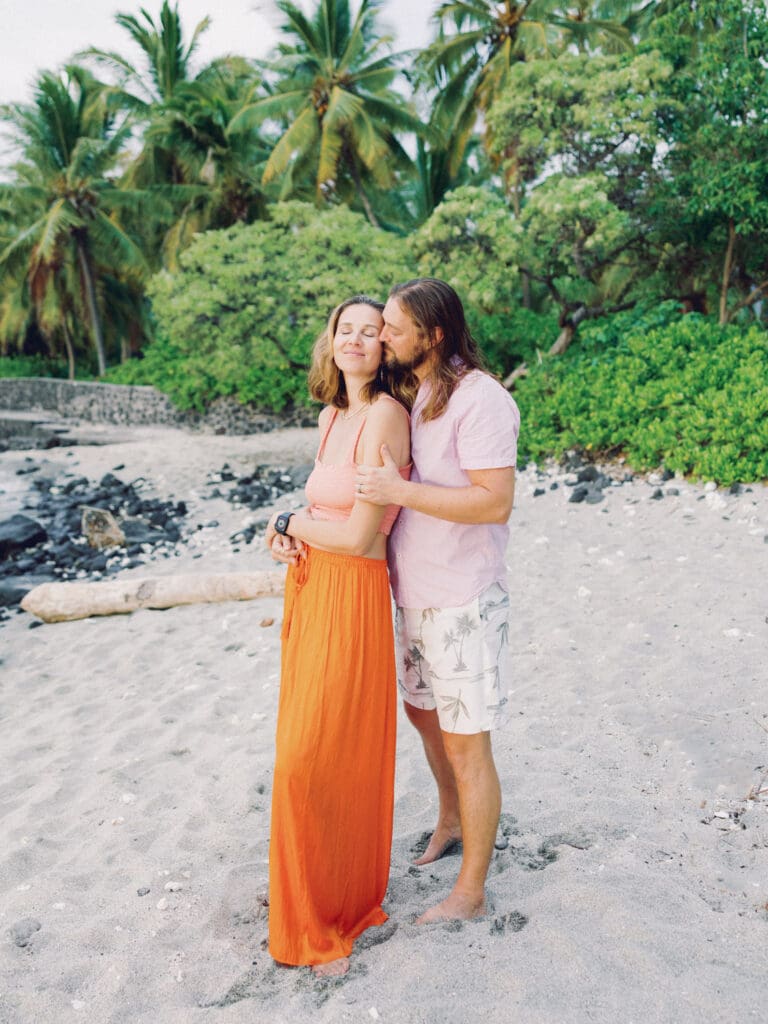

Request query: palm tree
[
  {"left": 229, "top": 0, "right": 424, "bottom": 227},
  {"left": 418, "top": 1, "right": 636, "bottom": 197},
  {"left": 0, "top": 67, "right": 155, "bottom": 375},
  {"left": 81, "top": 1, "right": 213, "bottom": 192},
  {"left": 144, "top": 58, "right": 272, "bottom": 264},
  {"left": 82, "top": 3, "right": 269, "bottom": 263}
]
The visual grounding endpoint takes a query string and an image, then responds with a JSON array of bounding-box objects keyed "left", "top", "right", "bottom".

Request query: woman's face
[{"left": 332, "top": 303, "right": 384, "bottom": 381}]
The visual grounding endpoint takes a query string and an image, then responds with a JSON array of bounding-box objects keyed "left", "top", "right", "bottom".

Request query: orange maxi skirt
[{"left": 268, "top": 546, "right": 397, "bottom": 966}]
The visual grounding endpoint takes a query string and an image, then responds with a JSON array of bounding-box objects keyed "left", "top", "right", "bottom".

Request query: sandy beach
[{"left": 1, "top": 422, "right": 766, "bottom": 1024}]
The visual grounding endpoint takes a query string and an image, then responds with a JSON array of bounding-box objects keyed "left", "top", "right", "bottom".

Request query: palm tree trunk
[
  {"left": 62, "top": 317, "right": 76, "bottom": 381},
  {"left": 75, "top": 235, "right": 107, "bottom": 375},
  {"left": 346, "top": 155, "right": 380, "bottom": 229}
]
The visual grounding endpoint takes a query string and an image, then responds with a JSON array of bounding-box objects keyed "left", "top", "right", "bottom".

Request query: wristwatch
[{"left": 274, "top": 511, "right": 294, "bottom": 536}]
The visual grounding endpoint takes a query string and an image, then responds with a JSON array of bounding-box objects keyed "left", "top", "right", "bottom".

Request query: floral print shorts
[{"left": 394, "top": 582, "right": 511, "bottom": 734}]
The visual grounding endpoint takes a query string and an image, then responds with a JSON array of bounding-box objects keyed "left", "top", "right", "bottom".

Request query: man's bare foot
[
  {"left": 413, "top": 826, "right": 462, "bottom": 866},
  {"left": 312, "top": 957, "right": 350, "bottom": 978},
  {"left": 415, "top": 891, "right": 486, "bottom": 924}
]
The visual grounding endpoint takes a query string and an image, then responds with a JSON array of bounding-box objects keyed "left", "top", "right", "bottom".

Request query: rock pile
[{"left": 0, "top": 460, "right": 313, "bottom": 617}]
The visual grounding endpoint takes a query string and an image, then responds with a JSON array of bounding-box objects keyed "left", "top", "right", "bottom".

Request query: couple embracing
[{"left": 265, "top": 277, "right": 520, "bottom": 977}]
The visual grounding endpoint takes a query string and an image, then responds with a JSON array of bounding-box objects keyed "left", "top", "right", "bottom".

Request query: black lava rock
[
  {"left": 0, "top": 515, "right": 48, "bottom": 560},
  {"left": 2, "top": 470, "right": 189, "bottom": 585}
]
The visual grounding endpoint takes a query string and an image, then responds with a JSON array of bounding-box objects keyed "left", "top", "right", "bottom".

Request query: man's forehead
[{"left": 383, "top": 298, "right": 408, "bottom": 322}]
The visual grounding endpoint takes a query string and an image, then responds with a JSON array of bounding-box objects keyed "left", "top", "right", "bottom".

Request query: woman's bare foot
[
  {"left": 312, "top": 957, "right": 350, "bottom": 978},
  {"left": 415, "top": 890, "right": 486, "bottom": 924},
  {"left": 413, "top": 826, "right": 462, "bottom": 866}
]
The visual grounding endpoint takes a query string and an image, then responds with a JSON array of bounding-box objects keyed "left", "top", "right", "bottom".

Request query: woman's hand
[
  {"left": 270, "top": 533, "right": 305, "bottom": 565},
  {"left": 266, "top": 509, "right": 306, "bottom": 565}
]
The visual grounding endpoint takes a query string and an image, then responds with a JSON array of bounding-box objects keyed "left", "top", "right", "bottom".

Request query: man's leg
[
  {"left": 403, "top": 702, "right": 462, "bottom": 865},
  {"left": 416, "top": 730, "right": 500, "bottom": 923}
]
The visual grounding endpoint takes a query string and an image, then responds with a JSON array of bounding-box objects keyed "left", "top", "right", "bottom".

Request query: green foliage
[
  {"left": 411, "top": 185, "right": 557, "bottom": 368},
  {"left": 646, "top": 0, "right": 768, "bottom": 321},
  {"left": 125, "top": 203, "right": 414, "bottom": 411},
  {"left": 486, "top": 52, "right": 674, "bottom": 335},
  {"left": 229, "top": 0, "right": 422, "bottom": 222},
  {"left": 515, "top": 309, "right": 768, "bottom": 484},
  {"left": 0, "top": 66, "right": 155, "bottom": 375},
  {"left": 0, "top": 355, "right": 75, "bottom": 379}
]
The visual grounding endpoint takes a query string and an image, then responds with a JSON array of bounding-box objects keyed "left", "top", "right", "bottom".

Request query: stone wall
[{"left": 0, "top": 378, "right": 311, "bottom": 434}]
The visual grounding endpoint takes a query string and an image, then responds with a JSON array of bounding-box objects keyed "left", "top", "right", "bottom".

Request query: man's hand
[{"left": 355, "top": 444, "right": 404, "bottom": 506}]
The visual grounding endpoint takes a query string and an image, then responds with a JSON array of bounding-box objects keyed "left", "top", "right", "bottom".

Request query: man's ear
[{"left": 430, "top": 325, "right": 445, "bottom": 348}]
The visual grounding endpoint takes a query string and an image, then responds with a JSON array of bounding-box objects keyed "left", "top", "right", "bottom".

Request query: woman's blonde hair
[{"left": 308, "top": 294, "right": 416, "bottom": 411}]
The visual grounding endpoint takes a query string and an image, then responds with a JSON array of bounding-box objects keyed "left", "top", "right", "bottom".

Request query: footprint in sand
[{"left": 489, "top": 911, "right": 528, "bottom": 935}]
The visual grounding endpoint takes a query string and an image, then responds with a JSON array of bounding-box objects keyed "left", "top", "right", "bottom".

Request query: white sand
[{"left": 1, "top": 425, "right": 767, "bottom": 1024}]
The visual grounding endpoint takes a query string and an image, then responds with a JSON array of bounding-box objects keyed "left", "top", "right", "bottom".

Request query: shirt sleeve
[{"left": 456, "top": 374, "right": 521, "bottom": 470}]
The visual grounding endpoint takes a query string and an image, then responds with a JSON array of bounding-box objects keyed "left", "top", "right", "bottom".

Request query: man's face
[{"left": 380, "top": 298, "right": 434, "bottom": 378}]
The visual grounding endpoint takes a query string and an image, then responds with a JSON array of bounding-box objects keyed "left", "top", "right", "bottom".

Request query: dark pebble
[{"left": 533, "top": 488, "right": 546, "bottom": 498}]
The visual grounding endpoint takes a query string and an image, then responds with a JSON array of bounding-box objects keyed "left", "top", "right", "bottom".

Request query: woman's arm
[{"left": 268, "top": 402, "right": 410, "bottom": 557}]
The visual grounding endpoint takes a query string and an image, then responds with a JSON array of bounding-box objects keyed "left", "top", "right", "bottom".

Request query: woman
[{"left": 265, "top": 295, "right": 412, "bottom": 977}]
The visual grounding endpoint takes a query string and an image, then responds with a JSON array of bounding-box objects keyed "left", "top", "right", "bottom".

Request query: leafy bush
[
  {"left": 412, "top": 186, "right": 557, "bottom": 369},
  {"left": 514, "top": 308, "right": 768, "bottom": 484},
  {"left": 0, "top": 355, "right": 75, "bottom": 379},
  {"left": 117, "top": 203, "right": 415, "bottom": 411}
]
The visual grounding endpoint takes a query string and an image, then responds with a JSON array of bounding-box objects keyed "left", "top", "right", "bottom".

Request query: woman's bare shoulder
[
  {"left": 369, "top": 393, "right": 410, "bottom": 422},
  {"left": 318, "top": 405, "right": 335, "bottom": 428}
]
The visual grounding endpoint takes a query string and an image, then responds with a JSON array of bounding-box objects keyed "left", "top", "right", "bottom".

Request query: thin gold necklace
[{"left": 340, "top": 402, "right": 369, "bottom": 421}]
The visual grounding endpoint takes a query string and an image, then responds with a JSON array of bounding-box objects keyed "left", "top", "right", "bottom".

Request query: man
[{"left": 355, "top": 277, "right": 520, "bottom": 923}]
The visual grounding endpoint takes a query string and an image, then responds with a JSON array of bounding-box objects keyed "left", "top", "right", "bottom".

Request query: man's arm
[{"left": 356, "top": 444, "right": 515, "bottom": 525}]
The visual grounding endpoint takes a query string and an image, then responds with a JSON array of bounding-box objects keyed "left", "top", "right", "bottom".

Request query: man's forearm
[{"left": 394, "top": 478, "right": 512, "bottom": 525}]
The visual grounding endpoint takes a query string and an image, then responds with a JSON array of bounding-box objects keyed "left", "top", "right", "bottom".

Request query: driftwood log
[{"left": 21, "top": 571, "right": 286, "bottom": 623}]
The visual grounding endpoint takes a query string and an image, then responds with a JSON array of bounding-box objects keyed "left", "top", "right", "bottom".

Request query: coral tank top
[{"left": 305, "top": 398, "right": 410, "bottom": 535}]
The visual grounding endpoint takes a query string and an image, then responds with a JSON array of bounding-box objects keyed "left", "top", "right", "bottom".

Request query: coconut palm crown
[{"left": 229, "top": 0, "right": 424, "bottom": 226}]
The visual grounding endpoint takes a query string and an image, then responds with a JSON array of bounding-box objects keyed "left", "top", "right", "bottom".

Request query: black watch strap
[{"left": 274, "top": 511, "right": 294, "bottom": 536}]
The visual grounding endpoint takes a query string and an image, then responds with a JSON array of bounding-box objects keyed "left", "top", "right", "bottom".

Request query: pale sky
[{"left": 0, "top": 0, "right": 438, "bottom": 107}]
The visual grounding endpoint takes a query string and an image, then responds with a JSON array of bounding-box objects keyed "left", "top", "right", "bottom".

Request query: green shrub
[
  {"left": 119, "top": 203, "right": 415, "bottom": 412},
  {"left": 412, "top": 186, "right": 558, "bottom": 370},
  {"left": 0, "top": 355, "right": 75, "bottom": 379},
  {"left": 514, "top": 309, "right": 768, "bottom": 485}
]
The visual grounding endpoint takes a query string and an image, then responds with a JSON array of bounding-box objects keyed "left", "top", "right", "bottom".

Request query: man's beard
[{"left": 384, "top": 340, "right": 432, "bottom": 374}]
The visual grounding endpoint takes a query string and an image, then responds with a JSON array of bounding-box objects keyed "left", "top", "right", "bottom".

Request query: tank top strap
[
  {"left": 348, "top": 417, "right": 367, "bottom": 465},
  {"left": 316, "top": 408, "right": 339, "bottom": 460}
]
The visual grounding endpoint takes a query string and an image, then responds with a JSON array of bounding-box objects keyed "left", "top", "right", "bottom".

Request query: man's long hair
[{"left": 389, "top": 278, "right": 486, "bottom": 422}]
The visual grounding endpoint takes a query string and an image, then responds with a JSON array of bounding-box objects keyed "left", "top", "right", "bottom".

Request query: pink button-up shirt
[{"left": 388, "top": 367, "right": 521, "bottom": 609}]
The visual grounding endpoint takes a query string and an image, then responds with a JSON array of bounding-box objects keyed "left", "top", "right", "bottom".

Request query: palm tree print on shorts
[
  {"left": 442, "top": 613, "right": 478, "bottom": 672},
  {"left": 403, "top": 641, "right": 429, "bottom": 690}
]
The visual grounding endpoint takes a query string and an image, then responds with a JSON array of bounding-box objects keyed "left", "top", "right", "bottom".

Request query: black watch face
[{"left": 276, "top": 513, "right": 291, "bottom": 534}]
